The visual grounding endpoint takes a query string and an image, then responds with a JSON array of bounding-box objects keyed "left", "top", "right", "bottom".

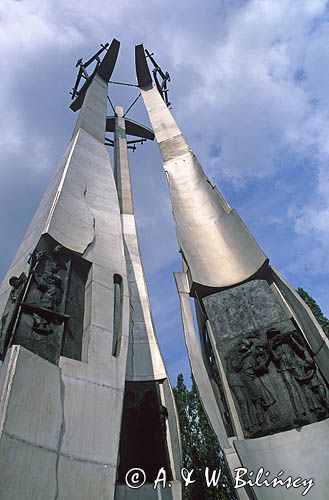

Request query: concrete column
[
  {"left": 113, "top": 106, "right": 134, "bottom": 215},
  {"left": 0, "top": 49, "right": 130, "bottom": 500}
]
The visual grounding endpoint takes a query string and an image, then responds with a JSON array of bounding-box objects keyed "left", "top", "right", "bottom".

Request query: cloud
[
  {"left": 3, "top": 0, "right": 328, "bottom": 183},
  {"left": 152, "top": 0, "right": 329, "bottom": 302},
  {"left": 159, "top": 0, "right": 329, "bottom": 181}
]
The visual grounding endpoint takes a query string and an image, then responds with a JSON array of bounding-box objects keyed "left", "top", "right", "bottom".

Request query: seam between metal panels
[
  {"left": 44, "top": 131, "right": 80, "bottom": 234},
  {"left": 54, "top": 370, "right": 65, "bottom": 500},
  {"left": 0, "top": 346, "right": 19, "bottom": 437}
]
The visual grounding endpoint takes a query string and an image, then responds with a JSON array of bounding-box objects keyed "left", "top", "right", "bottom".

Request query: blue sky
[{"left": 1, "top": 0, "right": 329, "bottom": 386}]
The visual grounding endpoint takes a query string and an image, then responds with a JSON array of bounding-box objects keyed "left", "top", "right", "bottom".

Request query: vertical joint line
[{"left": 107, "top": 95, "right": 117, "bottom": 115}]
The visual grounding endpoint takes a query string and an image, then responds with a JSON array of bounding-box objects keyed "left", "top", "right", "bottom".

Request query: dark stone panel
[
  {"left": 1, "top": 235, "right": 90, "bottom": 365},
  {"left": 62, "top": 256, "right": 90, "bottom": 361},
  {"left": 118, "top": 381, "right": 172, "bottom": 484},
  {"left": 203, "top": 279, "right": 290, "bottom": 342},
  {"left": 202, "top": 279, "right": 329, "bottom": 438},
  {"left": 11, "top": 242, "right": 70, "bottom": 365},
  {"left": 203, "top": 325, "right": 235, "bottom": 437},
  {"left": 112, "top": 274, "right": 123, "bottom": 357},
  {"left": 13, "top": 312, "right": 64, "bottom": 365}
]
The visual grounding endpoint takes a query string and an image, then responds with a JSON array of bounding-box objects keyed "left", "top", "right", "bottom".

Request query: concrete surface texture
[
  {"left": 0, "top": 46, "right": 181, "bottom": 500},
  {"left": 135, "top": 43, "right": 329, "bottom": 500}
]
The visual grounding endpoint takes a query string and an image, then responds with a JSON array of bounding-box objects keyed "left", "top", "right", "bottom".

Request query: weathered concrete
[
  {"left": 136, "top": 49, "right": 267, "bottom": 289},
  {"left": 135, "top": 44, "right": 329, "bottom": 500},
  {"left": 174, "top": 272, "right": 229, "bottom": 449},
  {"left": 113, "top": 106, "right": 181, "bottom": 498},
  {"left": 115, "top": 481, "right": 182, "bottom": 499},
  {"left": 0, "top": 346, "right": 61, "bottom": 500},
  {"left": 234, "top": 419, "right": 329, "bottom": 500},
  {"left": 0, "top": 56, "right": 129, "bottom": 499}
]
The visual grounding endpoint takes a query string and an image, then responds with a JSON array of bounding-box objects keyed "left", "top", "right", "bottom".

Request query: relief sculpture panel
[
  {"left": 202, "top": 279, "right": 329, "bottom": 438},
  {"left": 0, "top": 237, "right": 90, "bottom": 365},
  {"left": 11, "top": 242, "right": 70, "bottom": 364}
]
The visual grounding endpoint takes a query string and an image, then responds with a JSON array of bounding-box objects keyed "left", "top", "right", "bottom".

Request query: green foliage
[
  {"left": 297, "top": 288, "right": 329, "bottom": 337},
  {"left": 173, "top": 374, "right": 191, "bottom": 470},
  {"left": 173, "top": 374, "right": 237, "bottom": 500}
]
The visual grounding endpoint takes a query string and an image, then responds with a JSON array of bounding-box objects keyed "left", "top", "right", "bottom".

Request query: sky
[{"left": 1, "top": 0, "right": 329, "bottom": 386}]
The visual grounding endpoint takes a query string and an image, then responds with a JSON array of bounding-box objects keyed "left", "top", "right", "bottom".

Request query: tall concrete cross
[
  {"left": 0, "top": 40, "right": 182, "bottom": 500},
  {"left": 135, "top": 43, "right": 329, "bottom": 500}
]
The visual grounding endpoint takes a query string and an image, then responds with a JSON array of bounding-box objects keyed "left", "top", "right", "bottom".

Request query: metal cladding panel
[
  {"left": 140, "top": 87, "right": 182, "bottom": 144},
  {"left": 0, "top": 140, "right": 73, "bottom": 317},
  {"left": 70, "top": 38, "right": 120, "bottom": 112},
  {"left": 174, "top": 272, "right": 229, "bottom": 449},
  {"left": 113, "top": 107, "right": 181, "bottom": 490},
  {"left": 138, "top": 74, "right": 267, "bottom": 288},
  {"left": 115, "top": 482, "right": 182, "bottom": 499},
  {"left": 0, "top": 62, "right": 130, "bottom": 500},
  {"left": 135, "top": 44, "right": 153, "bottom": 88},
  {"left": 0, "top": 433, "right": 58, "bottom": 500},
  {"left": 113, "top": 107, "right": 168, "bottom": 381},
  {"left": 72, "top": 74, "right": 108, "bottom": 143},
  {"left": 0, "top": 127, "right": 126, "bottom": 314},
  {"left": 0, "top": 346, "right": 127, "bottom": 500},
  {"left": 57, "top": 455, "right": 117, "bottom": 500},
  {"left": 234, "top": 419, "right": 329, "bottom": 500},
  {"left": 97, "top": 39, "right": 120, "bottom": 82},
  {"left": 0, "top": 72, "right": 126, "bottom": 317},
  {"left": 122, "top": 215, "right": 167, "bottom": 381},
  {"left": 0, "top": 346, "right": 63, "bottom": 450}
]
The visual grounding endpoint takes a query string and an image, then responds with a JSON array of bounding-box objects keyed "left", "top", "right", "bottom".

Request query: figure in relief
[
  {"left": 228, "top": 336, "right": 278, "bottom": 436},
  {"left": 30, "top": 246, "right": 65, "bottom": 335},
  {"left": 267, "top": 328, "right": 328, "bottom": 421}
]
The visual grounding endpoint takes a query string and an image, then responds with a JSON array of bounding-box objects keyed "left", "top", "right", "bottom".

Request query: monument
[
  {"left": 0, "top": 40, "right": 181, "bottom": 500},
  {"left": 135, "top": 44, "right": 329, "bottom": 499}
]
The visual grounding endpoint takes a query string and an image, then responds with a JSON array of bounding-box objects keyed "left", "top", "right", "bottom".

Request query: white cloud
[
  {"left": 161, "top": 0, "right": 329, "bottom": 181},
  {"left": 150, "top": 0, "right": 329, "bottom": 270}
]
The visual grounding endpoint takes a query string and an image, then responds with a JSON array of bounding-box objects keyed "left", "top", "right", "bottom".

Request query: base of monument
[
  {"left": 0, "top": 345, "right": 121, "bottom": 500},
  {"left": 115, "top": 481, "right": 181, "bottom": 499},
  {"left": 231, "top": 418, "right": 329, "bottom": 500}
]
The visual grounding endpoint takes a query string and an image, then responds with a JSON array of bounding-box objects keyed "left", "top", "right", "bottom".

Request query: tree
[
  {"left": 173, "top": 374, "right": 237, "bottom": 500},
  {"left": 173, "top": 374, "right": 192, "bottom": 470},
  {"left": 297, "top": 287, "right": 329, "bottom": 337}
]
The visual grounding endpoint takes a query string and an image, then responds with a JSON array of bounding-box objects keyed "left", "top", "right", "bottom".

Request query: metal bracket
[
  {"left": 145, "top": 49, "right": 171, "bottom": 108},
  {"left": 69, "top": 39, "right": 120, "bottom": 112},
  {"left": 70, "top": 43, "right": 109, "bottom": 100}
]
